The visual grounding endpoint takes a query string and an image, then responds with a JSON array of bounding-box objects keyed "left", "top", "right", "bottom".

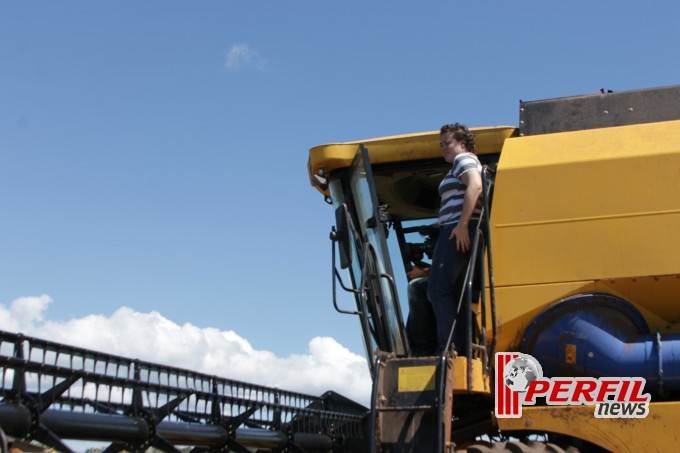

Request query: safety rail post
[
  {"left": 466, "top": 227, "right": 482, "bottom": 392},
  {"left": 464, "top": 166, "right": 496, "bottom": 390},
  {"left": 434, "top": 166, "right": 496, "bottom": 451},
  {"left": 10, "top": 334, "right": 25, "bottom": 403},
  {"left": 273, "top": 388, "right": 282, "bottom": 431},
  {"left": 482, "top": 167, "right": 498, "bottom": 368}
]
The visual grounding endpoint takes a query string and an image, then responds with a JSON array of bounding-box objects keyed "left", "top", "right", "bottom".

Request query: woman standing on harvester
[{"left": 427, "top": 123, "right": 483, "bottom": 356}]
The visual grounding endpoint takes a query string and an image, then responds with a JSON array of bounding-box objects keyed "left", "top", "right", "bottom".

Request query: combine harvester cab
[{"left": 308, "top": 85, "right": 680, "bottom": 452}]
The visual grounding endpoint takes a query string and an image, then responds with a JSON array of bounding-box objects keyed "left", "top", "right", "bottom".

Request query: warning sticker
[{"left": 398, "top": 365, "right": 436, "bottom": 392}]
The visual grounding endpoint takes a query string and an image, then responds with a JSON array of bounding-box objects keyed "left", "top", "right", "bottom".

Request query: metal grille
[{"left": 0, "top": 330, "right": 367, "bottom": 452}]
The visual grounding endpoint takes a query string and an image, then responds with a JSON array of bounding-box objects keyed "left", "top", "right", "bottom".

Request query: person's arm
[{"left": 448, "top": 169, "right": 482, "bottom": 252}]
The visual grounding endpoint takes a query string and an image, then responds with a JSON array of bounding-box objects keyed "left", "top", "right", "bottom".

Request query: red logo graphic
[
  {"left": 495, "top": 352, "right": 522, "bottom": 417},
  {"left": 495, "top": 352, "right": 650, "bottom": 419}
]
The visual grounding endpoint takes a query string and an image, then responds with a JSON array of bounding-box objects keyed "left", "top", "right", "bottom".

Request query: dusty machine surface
[{"left": 308, "top": 85, "right": 680, "bottom": 452}]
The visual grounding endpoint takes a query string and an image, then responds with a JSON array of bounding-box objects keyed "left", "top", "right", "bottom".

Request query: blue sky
[{"left": 1, "top": 1, "right": 678, "bottom": 397}]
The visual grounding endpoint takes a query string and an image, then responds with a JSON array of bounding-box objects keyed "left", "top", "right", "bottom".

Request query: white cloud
[
  {"left": 0, "top": 295, "right": 52, "bottom": 332},
  {"left": 0, "top": 296, "right": 371, "bottom": 405},
  {"left": 225, "top": 43, "right": 267, "bottom": 71}
]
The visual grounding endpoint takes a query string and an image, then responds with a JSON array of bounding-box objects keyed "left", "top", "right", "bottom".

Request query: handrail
[
  {"left": 331, "top": 234, "right": 361, "bottom": 316},
  {"left": 482, "top": 167, "right": 498, "bottom": 364},
  {"left": 436, "top": 166, "right": 497, "bottom": 449},
  {"left": 330, "top": 204, "right": 397, "bottom": 367},
  {"left": 441, "top": 206, "right": 485, "bottom": 359}
]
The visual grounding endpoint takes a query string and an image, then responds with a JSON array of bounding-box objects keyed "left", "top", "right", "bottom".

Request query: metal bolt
[{"left": 588, "top": 352, "right": 594, "bottom": 358}]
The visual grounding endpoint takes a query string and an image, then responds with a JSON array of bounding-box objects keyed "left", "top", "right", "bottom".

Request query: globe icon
[{"left": 504, "top": 355, "right": 543, "bottom": 393}]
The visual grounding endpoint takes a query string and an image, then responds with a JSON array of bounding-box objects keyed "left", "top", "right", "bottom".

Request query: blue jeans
[
  {"left": 406, "top": 277, "right": 437, "bottom": 356},
  {"left": 427, "top": 222, "right": 479, "bottom": 356}
]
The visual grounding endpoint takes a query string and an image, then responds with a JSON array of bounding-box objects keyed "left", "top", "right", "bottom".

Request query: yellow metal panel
[
  {"left": 489, "top": 279, "right": 680, "bottom": 352},
  {"left": 491, "top": 120, "right": 680, "bottom": 287},
  {"left": 599, "top": 275, "right": 680, "bottom": 325},
  {"left": 497, "top": 402, "right": 680, "bottom": 452},
  {"left": 450, "top": 357, "right": 490, "bottom": 394},
  {"left": 491, "top": 281, "right": 590, "bottom": 351},
  {"left": 394, "top": 358, "right": 491, "bottom": 394},
  {"left": 398, "top": 365, "right": 436, "bottom": 392}
]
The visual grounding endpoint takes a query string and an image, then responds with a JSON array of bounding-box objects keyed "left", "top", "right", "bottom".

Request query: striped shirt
[{"left": 438, "top": 152, "right": 483, "bottom": 226}]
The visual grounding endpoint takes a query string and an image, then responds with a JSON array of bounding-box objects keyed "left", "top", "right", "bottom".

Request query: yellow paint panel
[
  {"left": 491, "top": 120, "right": 680, "bottom": 287},
  {"left": 489, "top": 278, "right": 680, "bottom": 353},
  {"left": 498, "top": 402, "right": 680, "bottom": 452},
  {"left": 491, "top": 281, "right": 591, "bottom": 351},
  {"left": 398, "top": 365, "right": 436, "bottom": 392},
  {"left": 450, "top": 356, "right": 490, "bottom": 393}
]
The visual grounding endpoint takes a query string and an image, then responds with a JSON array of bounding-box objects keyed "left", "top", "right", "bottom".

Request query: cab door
[{"left": 342, "top": 145, "right": 409, "bottom": 360}]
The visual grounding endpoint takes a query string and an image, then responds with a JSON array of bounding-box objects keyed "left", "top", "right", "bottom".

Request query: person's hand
[
  {"left": 407, "top": 266, "right": 430, "bottom": 279},
  {"left": 449, "top": 222, "right": 470, "bottom": 252}
]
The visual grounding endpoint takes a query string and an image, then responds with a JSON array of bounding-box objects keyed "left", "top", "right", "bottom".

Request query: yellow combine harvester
[{"left": 308, "top": 85, "right": 680, "bottom": 452}]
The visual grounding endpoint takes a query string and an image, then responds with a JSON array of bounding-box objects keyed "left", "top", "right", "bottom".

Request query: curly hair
[{"left": 440, "top": 123, "right": 476, "bottom": 152}]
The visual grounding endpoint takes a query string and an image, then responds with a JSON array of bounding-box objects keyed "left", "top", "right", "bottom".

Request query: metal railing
[
  {"left": 0, "top": 330, "right": 368, "bottom": 452},
  {"left": 436, "top": 166, "right": 498, "bottom": 452}
]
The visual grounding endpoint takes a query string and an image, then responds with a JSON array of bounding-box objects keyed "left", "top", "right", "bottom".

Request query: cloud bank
[
  {"left": 0, "top": 296, "right": 371, "bottom": 405},
  {"left": 225, "top": 43, "right": 267, "bottom": 71}
]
